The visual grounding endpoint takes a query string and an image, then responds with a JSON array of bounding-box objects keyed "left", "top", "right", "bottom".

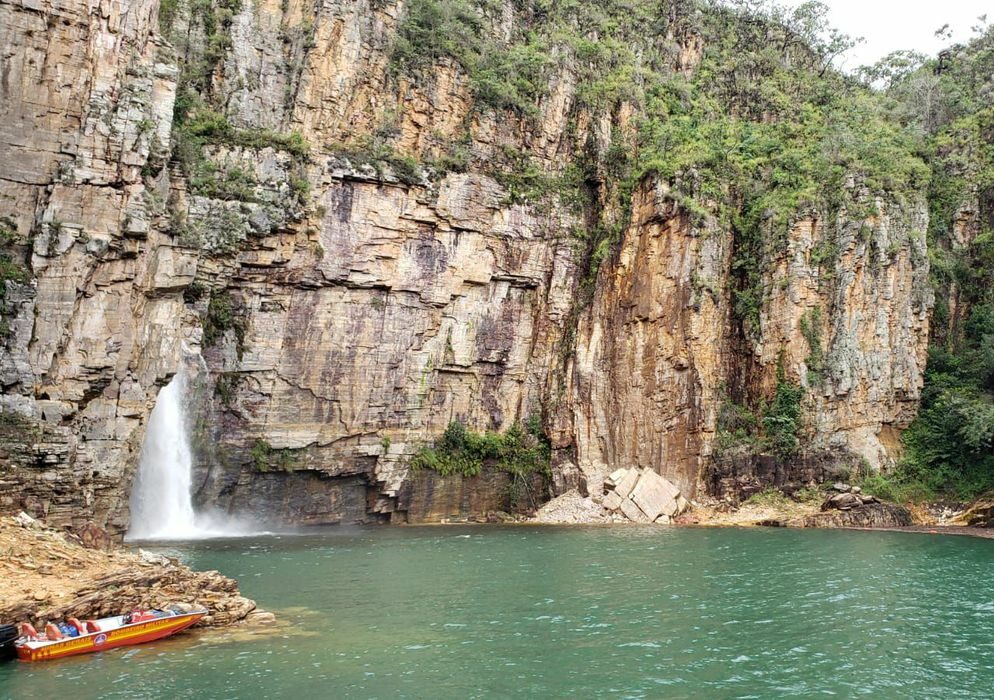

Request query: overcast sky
[{"left": 778, "top": 0, "right": 990, "bottom": 68}]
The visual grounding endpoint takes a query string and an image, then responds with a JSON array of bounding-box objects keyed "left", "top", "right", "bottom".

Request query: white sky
[{"left": 778, "top": 0, "right": 991, "bottom": 68}]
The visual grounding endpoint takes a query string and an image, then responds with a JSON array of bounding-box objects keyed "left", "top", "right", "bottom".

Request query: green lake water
[{"left": 2, "top": 526, "right": 994, "bottom": 699}]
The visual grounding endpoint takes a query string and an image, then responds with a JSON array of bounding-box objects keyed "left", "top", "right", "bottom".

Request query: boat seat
[
  {"left": 129, "top": 611, "right": 157, "bottom": 623},
  {"left": 85, "top": 620, "right": 100, "bottom": 633},
  {"left": 44, "top": 623, "right": 63, "bottom": 641}
]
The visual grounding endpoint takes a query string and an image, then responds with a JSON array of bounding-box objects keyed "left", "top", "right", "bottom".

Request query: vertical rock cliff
[
  {"left": 0, "top": 0, "right": 944, "bottom": 533},
  {"left": 0, "top": 0, "right": 185, "bottom": 531}
]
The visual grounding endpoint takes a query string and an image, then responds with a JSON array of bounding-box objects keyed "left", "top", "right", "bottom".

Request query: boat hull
[{"left": 16, "top": 612, "right": 204, "bottom": 662}]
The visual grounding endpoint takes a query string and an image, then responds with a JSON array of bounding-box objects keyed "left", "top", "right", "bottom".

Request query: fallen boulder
[
  {"left": 601, "top": 468, "right": 689, "bottom": 523},
  {"left": 619, "top": 497, "right": 651, "bottom": 523},
  {"left": 611, "top": 469, "right": 641, "bottom": 500},
  {"left": 821, "top": 492, "right": 879, "bottom": 511},
  {"left": 630, "top": 470, "right": 682, "bottom": 521}
]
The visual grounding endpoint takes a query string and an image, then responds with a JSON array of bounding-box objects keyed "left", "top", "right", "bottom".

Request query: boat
[{"left": 13, "top": 607, "right": 206, "bottom": 662}]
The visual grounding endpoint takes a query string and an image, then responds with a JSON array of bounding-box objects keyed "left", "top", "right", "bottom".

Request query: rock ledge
[{"left": 0, "top": 514, "right": 265, "bottom": 629}]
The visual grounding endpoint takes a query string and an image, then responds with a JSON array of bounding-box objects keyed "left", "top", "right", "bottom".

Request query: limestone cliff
[{"left": 0, "top": 0, "right": 939, "bottom": 534}]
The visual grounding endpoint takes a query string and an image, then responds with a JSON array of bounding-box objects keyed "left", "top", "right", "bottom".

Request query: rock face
[
  {"left": 0, "top": 0, "right": 933, "bottom": 534},
  {"left": 0, "top": 0, "right": 188, "bottom": 535},
  {"left": 189, "top": 171, "right": 577, "bottom": 526},
  {"left": 561, "top": 195, "right": 732, "bottom": 498},
  {"left": 395, "top": 470, "right": 545, "bottom": 523},
  {"left": 953, "top": 493, "right": 994, "bottom": 528},
  {"left": 560, "top": 181, "right": 930, "bottom": 499},
  {"left": 0, "top": 515, "right": 260, "bottom": 628},
  {"left": 796, "top": 503, "right": 913, "bottom": 529},
  {"left": 707, "top": 451, "right": 861, "bottom": 503}
]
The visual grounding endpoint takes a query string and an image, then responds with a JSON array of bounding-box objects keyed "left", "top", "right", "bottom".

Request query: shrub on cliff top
[{"left": 389, "top": 0, "right": 490, "bottom": 75}]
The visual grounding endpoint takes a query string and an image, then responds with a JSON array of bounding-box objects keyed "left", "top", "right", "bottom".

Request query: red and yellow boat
[{"left": 14, "top": 607, "right": 206, "bottom": 662}]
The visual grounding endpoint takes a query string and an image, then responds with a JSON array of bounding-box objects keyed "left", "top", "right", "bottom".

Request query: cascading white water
[
  {"left": 126, "top": 368, "right": 268, "bottom": 541},
  {"left": 126, "top": 373, "right": 201, "bottom": 540}
]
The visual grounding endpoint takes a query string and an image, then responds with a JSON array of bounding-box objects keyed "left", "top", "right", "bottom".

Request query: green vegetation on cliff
[
  {"left": 387, "top": 0, "right": 993, "bottom": 499},
  {"left": 871, "top": 23, "right": 994, "bottom": 499},
  {"left": 203, "top": 289, "right": 248, "bottom": 356},
  {"left": 152, "top": 0, "right": 311, "bottom": 250},
  {"left": 715, "top": 369, "right": 805, "bottom": 460},
  {"left": 410, "top": 419, "right": 551, "bottom": 478},
  {"left": 0, "top": 219, "right": 30, "bottom": 337},
  {"left": 162, "top": 0, "right": 992, "bottom": 500},
  {"left": 250, "top": 439, "right": 299, "bottom": 472},
  {"left": 389, "top": 0, "right": 928, "bottom": 335}
]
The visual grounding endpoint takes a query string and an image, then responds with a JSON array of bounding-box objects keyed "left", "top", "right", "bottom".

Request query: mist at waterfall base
[{"left": 125, "top": 373, "right": 259, "bottom": 541}]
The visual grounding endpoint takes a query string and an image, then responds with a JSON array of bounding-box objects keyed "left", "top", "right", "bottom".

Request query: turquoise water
[{"left": 2, "top": 526, "right": 994, "bottom": 698}]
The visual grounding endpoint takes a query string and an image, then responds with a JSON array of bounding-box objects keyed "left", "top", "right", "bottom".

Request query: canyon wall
[
  {"left": 0, "top": 0, "right": 933, "bottom": 534},
  {"left": 0, "top": 0, "right": 189, "bottom": 532},
  {"left": 559, "top": 182, "right": 931, "bottom": 499}
]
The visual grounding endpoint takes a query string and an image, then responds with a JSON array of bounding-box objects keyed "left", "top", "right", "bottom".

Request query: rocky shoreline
[
  {"left": 530, "top": 480, "right": 994, "bottom": 537},
  {"left": 0, "top": 514, "right": 271, "bottom": 630}
]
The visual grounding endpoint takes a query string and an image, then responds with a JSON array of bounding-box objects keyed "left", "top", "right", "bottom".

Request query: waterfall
[
  {"left": 126, "top": 373, "right": 201, "bottom": 540},
  {"left": 126, "top": 367, "right": 270, "bottom": 540}
]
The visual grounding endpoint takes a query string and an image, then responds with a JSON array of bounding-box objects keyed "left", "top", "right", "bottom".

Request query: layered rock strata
[
  {"left": 0, "top": 0, "right": 933, "bottom": 534},
  {"left": 559, "top": 182, "right": 930, "bottom": 498},
  {"left": 0, "top": 515, "right": 262, "bottom": 628},
  {"left": 796, "top": 503, "right": 913, "bottom": 529}
]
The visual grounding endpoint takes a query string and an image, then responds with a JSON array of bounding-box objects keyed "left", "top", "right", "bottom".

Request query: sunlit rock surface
[{"left": 0, "top": 0, "right": 933, "bottom": 534}]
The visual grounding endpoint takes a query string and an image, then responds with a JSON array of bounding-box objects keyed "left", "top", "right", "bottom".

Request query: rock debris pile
[
  {"left": 532, "top": 468, "right": 690, "bottom": 524},
  {"left": 797, "top": 483, "right": 912, "bottom": 528},
  {"left": 819, "top": 483, "right": 881, "bottom": 511},
  {"left": 602, "top": 468, "right": 690, "bottom": 523}
]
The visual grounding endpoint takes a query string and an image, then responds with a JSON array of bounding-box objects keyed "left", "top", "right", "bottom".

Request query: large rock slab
[
  {"left": 612, "top": 469, "right": 641, "bottom": 500},
  {"left": 619, "top": 497, "right": 651, "bottom": 523},
  {"left": 602, "top": 490, "right": 624, "bottom": 511},
  {"left": 629, "top": 470, "right": 682, "bottom": 520}
]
